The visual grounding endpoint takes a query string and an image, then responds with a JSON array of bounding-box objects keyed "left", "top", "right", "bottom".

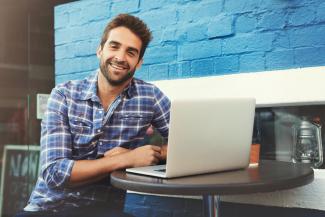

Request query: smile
[{"left": 109, "top": 62, "right": 129, "bottom": 71}]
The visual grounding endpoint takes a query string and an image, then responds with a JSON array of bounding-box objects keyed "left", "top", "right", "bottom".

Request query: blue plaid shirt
[{"left": 25, "top": 70, "right": 170, "bottom": 211}]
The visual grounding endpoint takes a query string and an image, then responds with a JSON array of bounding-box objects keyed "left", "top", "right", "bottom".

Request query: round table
[{"left": 111, "top": 160, "right": 314, "bottom": 217}]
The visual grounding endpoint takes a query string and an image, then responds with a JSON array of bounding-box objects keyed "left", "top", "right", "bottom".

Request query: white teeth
[{"left": 110, "top": 63, "right": 127, "bottom": 70}]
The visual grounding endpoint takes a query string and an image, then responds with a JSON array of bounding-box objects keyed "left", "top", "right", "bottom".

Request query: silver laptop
[{"left": 126, "top": 97, "right": 256, "bottom": 178}]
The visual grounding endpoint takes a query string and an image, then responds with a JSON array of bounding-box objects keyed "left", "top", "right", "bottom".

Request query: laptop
[{"left": 126, "top": 97, "right": 256, "bottom": 178}]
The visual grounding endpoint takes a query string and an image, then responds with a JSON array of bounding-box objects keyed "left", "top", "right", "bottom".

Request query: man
[{"left": 17, "top": 14, "right": 170, "bottom": 217}]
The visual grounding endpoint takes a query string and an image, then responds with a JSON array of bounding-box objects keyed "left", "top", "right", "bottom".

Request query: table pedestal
[{"left": 203, "top": 195, "right": 221, "bottom": 217}]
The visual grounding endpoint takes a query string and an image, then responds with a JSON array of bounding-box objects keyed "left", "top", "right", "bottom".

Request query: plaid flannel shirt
[{"left": 25, "top": 70, "right": 170, "bottom": 211}]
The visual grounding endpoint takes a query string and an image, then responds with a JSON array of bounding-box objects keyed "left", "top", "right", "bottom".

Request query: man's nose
[{"left": 114, "top": 50, "right": 127, "bottom": 62}]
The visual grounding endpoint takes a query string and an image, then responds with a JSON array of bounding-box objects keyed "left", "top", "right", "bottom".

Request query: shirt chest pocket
[
  {"left": 118, "top": 113, "right": 152, "bottom": 127},
  {"left": 70, "top": 118, "right": 93, "bottom": 145}
]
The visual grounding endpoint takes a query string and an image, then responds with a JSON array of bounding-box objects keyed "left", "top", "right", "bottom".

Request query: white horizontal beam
[{"left": 152, "top": 66, "right": 325, "bottom": 107}]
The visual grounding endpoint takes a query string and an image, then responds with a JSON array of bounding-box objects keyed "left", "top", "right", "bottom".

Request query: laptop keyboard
[{"left": 154, "top": 169, "right": 166, "bottom": 172}]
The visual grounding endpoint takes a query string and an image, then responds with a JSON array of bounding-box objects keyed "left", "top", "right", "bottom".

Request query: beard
[{"left": 99, "top": 58, "right": 136, "bottom": 86}]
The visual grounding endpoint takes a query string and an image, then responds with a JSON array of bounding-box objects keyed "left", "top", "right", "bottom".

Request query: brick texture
[{"left": 55, "top": 0, "right": 325, "bottom": 83}]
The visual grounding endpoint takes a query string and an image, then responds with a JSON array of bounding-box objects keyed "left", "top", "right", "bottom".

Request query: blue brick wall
[
  {"left": 54, "top": 0, "right": 325, "bottom": 84},
  {"left": 54, "top": 0, "right": 325, "bottom": 216}
]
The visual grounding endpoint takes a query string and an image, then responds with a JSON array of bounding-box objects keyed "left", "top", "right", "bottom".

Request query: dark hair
[{"left": 100, "top": 14, "right": 152, "bottom": 60}]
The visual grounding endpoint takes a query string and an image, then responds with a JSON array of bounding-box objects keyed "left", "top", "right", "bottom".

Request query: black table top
[{"left": 110, "top": 160, "right": 314, "bottom": 196}]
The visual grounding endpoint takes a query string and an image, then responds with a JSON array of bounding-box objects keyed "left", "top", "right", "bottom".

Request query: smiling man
[{"left": 17, "top": 14, "right": 170, "bottom": 217}]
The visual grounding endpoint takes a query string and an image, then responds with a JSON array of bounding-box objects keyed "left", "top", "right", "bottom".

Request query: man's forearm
[
  {"left": 68, "top": 154, "right": 131, "bottom": 187},
  {"left": 68, "top": 145, "right": 163, "bottom": 187}
]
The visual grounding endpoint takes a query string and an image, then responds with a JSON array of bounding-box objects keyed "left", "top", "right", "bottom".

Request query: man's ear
[
  {"left": 136, "top": 59, "right": 143, "bottom": 70},
  {"left": 96, "top": 45, "right": 102, "bottom": 58}
]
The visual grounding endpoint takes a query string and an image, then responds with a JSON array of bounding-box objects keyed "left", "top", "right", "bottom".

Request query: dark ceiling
[
  {"left": 0, "top": 0, "right": 75, "bottom": 144},
  {"left": 0, "top": 0, "right": 74, "bottom": 66},
  {"left": 0, "top": 0, "right": 75, "bottom": 96}
]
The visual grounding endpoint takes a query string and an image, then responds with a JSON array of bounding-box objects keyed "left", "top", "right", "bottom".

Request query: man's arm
[
  {"left": 151, "top": 86, "right": 170, "bottom": 141},
  {"left": 40, "top": 87, "right": 74, "bottom": 189},
  {"left": 68, "top": 145, "right": 162, "bottom": 186},
  {"left": 150, "top": 86, "right": 170, "bottom": 162}
]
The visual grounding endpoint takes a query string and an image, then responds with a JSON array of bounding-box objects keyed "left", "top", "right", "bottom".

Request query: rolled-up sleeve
[
  {"left": 40, "top": 87, "right": 74, "bottom": 189},
  {"left": 152, "top": 87, "right": 170, "bottom": 140}
]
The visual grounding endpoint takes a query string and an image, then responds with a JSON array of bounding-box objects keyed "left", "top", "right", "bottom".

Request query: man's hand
[
  {"left": 160, "top": 144, "right": 167, "bottom": 160},
  {"left": 104, "top": 147, "right": 130, "bottom": 157},
  {"left": 126, "top": 145, "right": 162, "bottom": 167}
]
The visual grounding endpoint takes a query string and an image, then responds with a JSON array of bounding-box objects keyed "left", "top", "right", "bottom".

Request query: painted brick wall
[
  {"left": 54, "top": 0, "right": 325, "bottom": 216},
  {"left": 54, "top": 0, "right": 325, "bottom": 84}
]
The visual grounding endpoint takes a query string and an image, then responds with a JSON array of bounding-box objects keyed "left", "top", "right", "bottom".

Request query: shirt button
[{"left": 99, "top": 142, "right": 103, "bottom": 146}]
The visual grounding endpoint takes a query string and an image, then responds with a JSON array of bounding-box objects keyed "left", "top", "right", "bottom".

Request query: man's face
[{"left": 97, "top": 26, "right": 143, "bottom": 86}]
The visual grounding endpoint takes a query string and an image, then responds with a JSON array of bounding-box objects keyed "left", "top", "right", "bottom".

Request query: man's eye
[
  {"left": 128, "top": 51, "right": 135, "bottom": 57},
  {"left": 108, "top": 42, "right": 119, "bottom": 49}
]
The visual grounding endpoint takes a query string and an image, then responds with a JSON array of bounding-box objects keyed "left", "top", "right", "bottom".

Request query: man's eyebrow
[{"left": 108, "top": 40, "right": 121, "bottom": 46}]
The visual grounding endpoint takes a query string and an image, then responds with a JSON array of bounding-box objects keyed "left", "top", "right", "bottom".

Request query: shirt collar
[
  {"left": 75, "top": 70, "right": 99, "bottom": 101},
  {"left": 122, "top": 78, "right": 137, "bottom": 99}
]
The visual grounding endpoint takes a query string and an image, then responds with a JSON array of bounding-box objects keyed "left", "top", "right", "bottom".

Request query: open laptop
[{"left": 126, "top": 97, "right": 256, "bottom": 178}]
